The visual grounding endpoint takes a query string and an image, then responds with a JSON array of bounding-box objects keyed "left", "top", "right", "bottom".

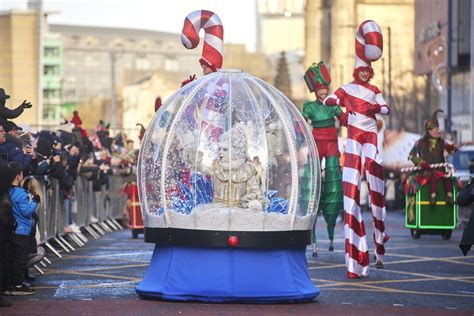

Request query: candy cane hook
[{"left": 181, "top": 10, "right": 224, "bottom": 71}]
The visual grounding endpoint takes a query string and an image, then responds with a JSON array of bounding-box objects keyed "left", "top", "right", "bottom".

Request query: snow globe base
[{"left": 136, "top": 245, "right": 319, "bottom": 303}]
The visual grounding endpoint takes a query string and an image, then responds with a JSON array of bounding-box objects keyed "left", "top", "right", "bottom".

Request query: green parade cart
[{"left": 405, "top": 180, "right": 457, "bottom": 240}]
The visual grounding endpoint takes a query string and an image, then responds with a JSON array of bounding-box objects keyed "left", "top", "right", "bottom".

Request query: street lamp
[
  {"left": 384, "top": 26, "right": 393, "bottom": 130},
  {"left": 110, "top": 51, "right": 117, "bottom": 132},
  {"left": 109, "top": 40, "right": 124, "bottom": 133}
]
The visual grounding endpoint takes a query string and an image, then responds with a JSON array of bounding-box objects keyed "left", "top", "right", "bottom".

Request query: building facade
[
  {"left": 256, "top": 0, "right": 307, "bottom": 104},
  {"left": 0, "top": 10, "right": 41, "bottom": 126},
  {"left": 414, "top": 0, "right": 473, "bottom": 142},
  {"left": 304, "top": 0, "right": 421, "bottom": 132},
  {"left": 48, "top": 24, "right": 203, "bottom": 129},
  {"left": 42, "top": 34, "right": 63, "bottom": 123}
]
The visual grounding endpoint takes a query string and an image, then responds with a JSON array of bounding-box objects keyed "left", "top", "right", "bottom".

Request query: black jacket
[
  {"left": 458, "top": 181, "right": 474, "bottom": 256},
  {"left": 0, "top": 103, "right": 24, "bottom": 121},
  {"left": 0, "top": 193, "right": 16, "bottom": 240},
  {"left": 49, "top": 161, "right": 74, "bottom": 192}
]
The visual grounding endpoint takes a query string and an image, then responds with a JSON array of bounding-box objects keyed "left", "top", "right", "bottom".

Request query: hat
[
  {"left": 425, "top": 109, "right": 443, "bottom": 130},
  {"left": 4, "top": 120, "right": 22, "bottom": 132},
  {"left": 353, "top": 20, "right": 383, "bottom": 82},
  {"left": 181, "top": 10, "right": 224, "bottom": 72},
  {"left": 0, "top": 88, "right": 10, "bottom": 100},
  {"left": 51, "top": 133, "right": 62, "bottom": 145},
  {"left": 304, "top": 61, "right": 331, "bottom": 93}
]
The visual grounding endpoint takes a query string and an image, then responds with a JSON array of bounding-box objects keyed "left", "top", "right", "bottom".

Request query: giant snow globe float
[{"left": 136, "top": 69, "right": 321, "bottom": 303}]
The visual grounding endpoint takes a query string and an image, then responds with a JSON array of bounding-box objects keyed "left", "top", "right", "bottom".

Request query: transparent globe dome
[{"left": 138, "top": 69, "right": 320, "bottom": 232}]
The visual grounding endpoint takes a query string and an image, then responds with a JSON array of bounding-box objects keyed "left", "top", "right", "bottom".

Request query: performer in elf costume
[
  {"left": 323, "top": 20, "right": 390, "bottom": 278},
  {"left": 407, "top": 110, "right": 458, "bottom": 206},
  {"left": 302, "top": 61, "right": 345, "bottom": 257}
]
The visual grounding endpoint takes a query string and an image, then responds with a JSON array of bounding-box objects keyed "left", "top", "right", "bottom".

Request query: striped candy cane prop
[
  {"left": 355, "top": 20, "right": 383, "bottom": 69},
  {"left": 181, "top": 10, "right": 224, "bottom": 71},
  {"left": 324, "top": 20, "right": 389, "bottom": 278},
  {"left": 401, "top": 163, "right": 455, "bottom": 178},
  {"left": 181, "top": 10, "right": 227, "bottom": 141},
  {"left": 401, "top": 163, "right": 454, "bottom": 173}
]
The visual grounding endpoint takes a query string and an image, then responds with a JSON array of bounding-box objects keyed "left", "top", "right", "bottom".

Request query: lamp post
[
  {"left": 110, "top": 51, "right": 117, "bottom": 132},
  {"left": 446, "top": 0, "right": 453, "bottom": 133}
]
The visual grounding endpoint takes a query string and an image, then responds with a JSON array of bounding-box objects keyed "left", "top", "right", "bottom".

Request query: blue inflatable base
[{"left": 136, "top": 245, "right": 319, "bottom": 303}]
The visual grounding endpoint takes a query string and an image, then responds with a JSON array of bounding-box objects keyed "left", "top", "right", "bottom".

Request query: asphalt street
[{"left": 2, "top": 211, "right": 473, "bottom": 315}]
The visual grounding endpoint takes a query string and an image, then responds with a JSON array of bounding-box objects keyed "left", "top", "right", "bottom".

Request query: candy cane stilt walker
[
  {"left": 181, "top": 10, "right": 228, "bottom": 141},
  {"left": 324, "top": 20, "right": 390, "bottom": 278}
]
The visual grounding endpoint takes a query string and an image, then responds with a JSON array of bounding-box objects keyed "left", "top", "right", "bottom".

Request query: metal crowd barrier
[{"left": 33, "top": 175, "right": 128, "bottom": 268}]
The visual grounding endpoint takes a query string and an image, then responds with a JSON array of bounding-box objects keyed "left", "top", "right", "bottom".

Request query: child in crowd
[
  {"left": 7, "top": 162, "right": 39, "bottom": 296},
  {"left": 22, "top": 176, "right": 45, "bottom": 283}
]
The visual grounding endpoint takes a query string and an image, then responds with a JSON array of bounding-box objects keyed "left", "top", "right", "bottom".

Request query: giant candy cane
[
  {"left": 181, "top": 10, "right": 224, "bottom": 70},
  {"left": 354, "top": 20, "right": 383, "bottom": 69}
]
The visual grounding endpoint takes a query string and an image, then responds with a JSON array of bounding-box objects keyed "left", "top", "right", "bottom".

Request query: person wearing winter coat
[
  {"left": 0, "top": 161, "right": 16, "bottom": 307},
  {"left": 0, "top": 124, "right": 36, "bottom": 172},
  {"left": 7, "top": 162, "right": 39, "bottom": 296},
  {"left": 0, "top": 88, "right": 32, "bottom": 127},
  {"left": 457, "top": 160, "right": 474, "bottom": 256},
  {"left": 49, "top": 153, "right": 76, "bottom": 233}
]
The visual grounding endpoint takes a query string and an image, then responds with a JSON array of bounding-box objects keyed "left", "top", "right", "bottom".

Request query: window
[
  {"left": 448, "top": 149, "right": 474, "bottom": 171},
  {"left": 42, "top": 105, "right": 59, "bottom": 121},
  {"left": 44, "top": 46, "right": 60, "bottom": 58},
  {"left": 135, "top": 57, "right": 150, "bottom": 70},
  {"left": 43, "top": 88, "right": 60, "bottom": 100},
  {"left": 43, "top": 65, "right": 60, "bottom": 76},
  {"left": 64, "top": 88, "right": 76, "bottom": 99}
]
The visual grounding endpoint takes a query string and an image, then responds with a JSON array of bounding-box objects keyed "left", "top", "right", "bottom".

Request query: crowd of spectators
[{"left": 0, "top": 88, "right": 138, "bottom": 306}]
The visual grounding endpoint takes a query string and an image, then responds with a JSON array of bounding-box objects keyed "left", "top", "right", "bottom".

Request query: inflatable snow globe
[{"left": 136, "top": 69, "right": 321, "bottom": 303}]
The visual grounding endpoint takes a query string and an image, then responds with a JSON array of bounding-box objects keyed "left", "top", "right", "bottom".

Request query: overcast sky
[{"left": 1, "top": 0, "right": 258, "bottom": 50}]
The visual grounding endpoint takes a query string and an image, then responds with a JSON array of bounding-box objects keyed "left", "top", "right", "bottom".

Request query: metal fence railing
[{"left": 31, "top": 175, "right": 127, "bottom": 272}]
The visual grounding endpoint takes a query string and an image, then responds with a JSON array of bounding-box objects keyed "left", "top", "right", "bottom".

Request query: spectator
[
  {"left": 49, "top": 152, "right": 79, "bottom": 234},
  {"left": 0, "top": 161, "right": 16, "bottom": 307},
  {"left": 65, "top": 144, "right": 81, "bottom": 181},
  {"left": 458, "top": 159, "right": 474, "bottom": 256},
  {"left": 70, "top": 110, "right": 83, "bottom": 127},
  {"left": 125, "top": 140, "right": 134, "bottom": 153},
  {"left": 4, "top": 121, "right": 24, "bottom": 150},
  {"left": 0, "top": 124, "right": 36, "bottom": 172},
  {"left": 22, "top": 177, "right": 45, "bottom": 282},
  {"left": 0, "top": 88, "right": 32, "bottom": 127},
  {"left": 7, "top": 162, "right": 39, "bottom": 295}
]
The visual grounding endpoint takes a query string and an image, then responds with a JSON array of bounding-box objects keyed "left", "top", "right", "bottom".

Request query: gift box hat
[{"left": 304, "top": 61, "right": 331, "bottom": 93}]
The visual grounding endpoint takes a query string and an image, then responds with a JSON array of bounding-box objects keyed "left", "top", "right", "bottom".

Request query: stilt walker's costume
[
  {"left": 302, "top": 62, "right": 344, "bottom": 256},
  {"left": 323, "top": 20, "right": 390, "bottom": 278}
]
